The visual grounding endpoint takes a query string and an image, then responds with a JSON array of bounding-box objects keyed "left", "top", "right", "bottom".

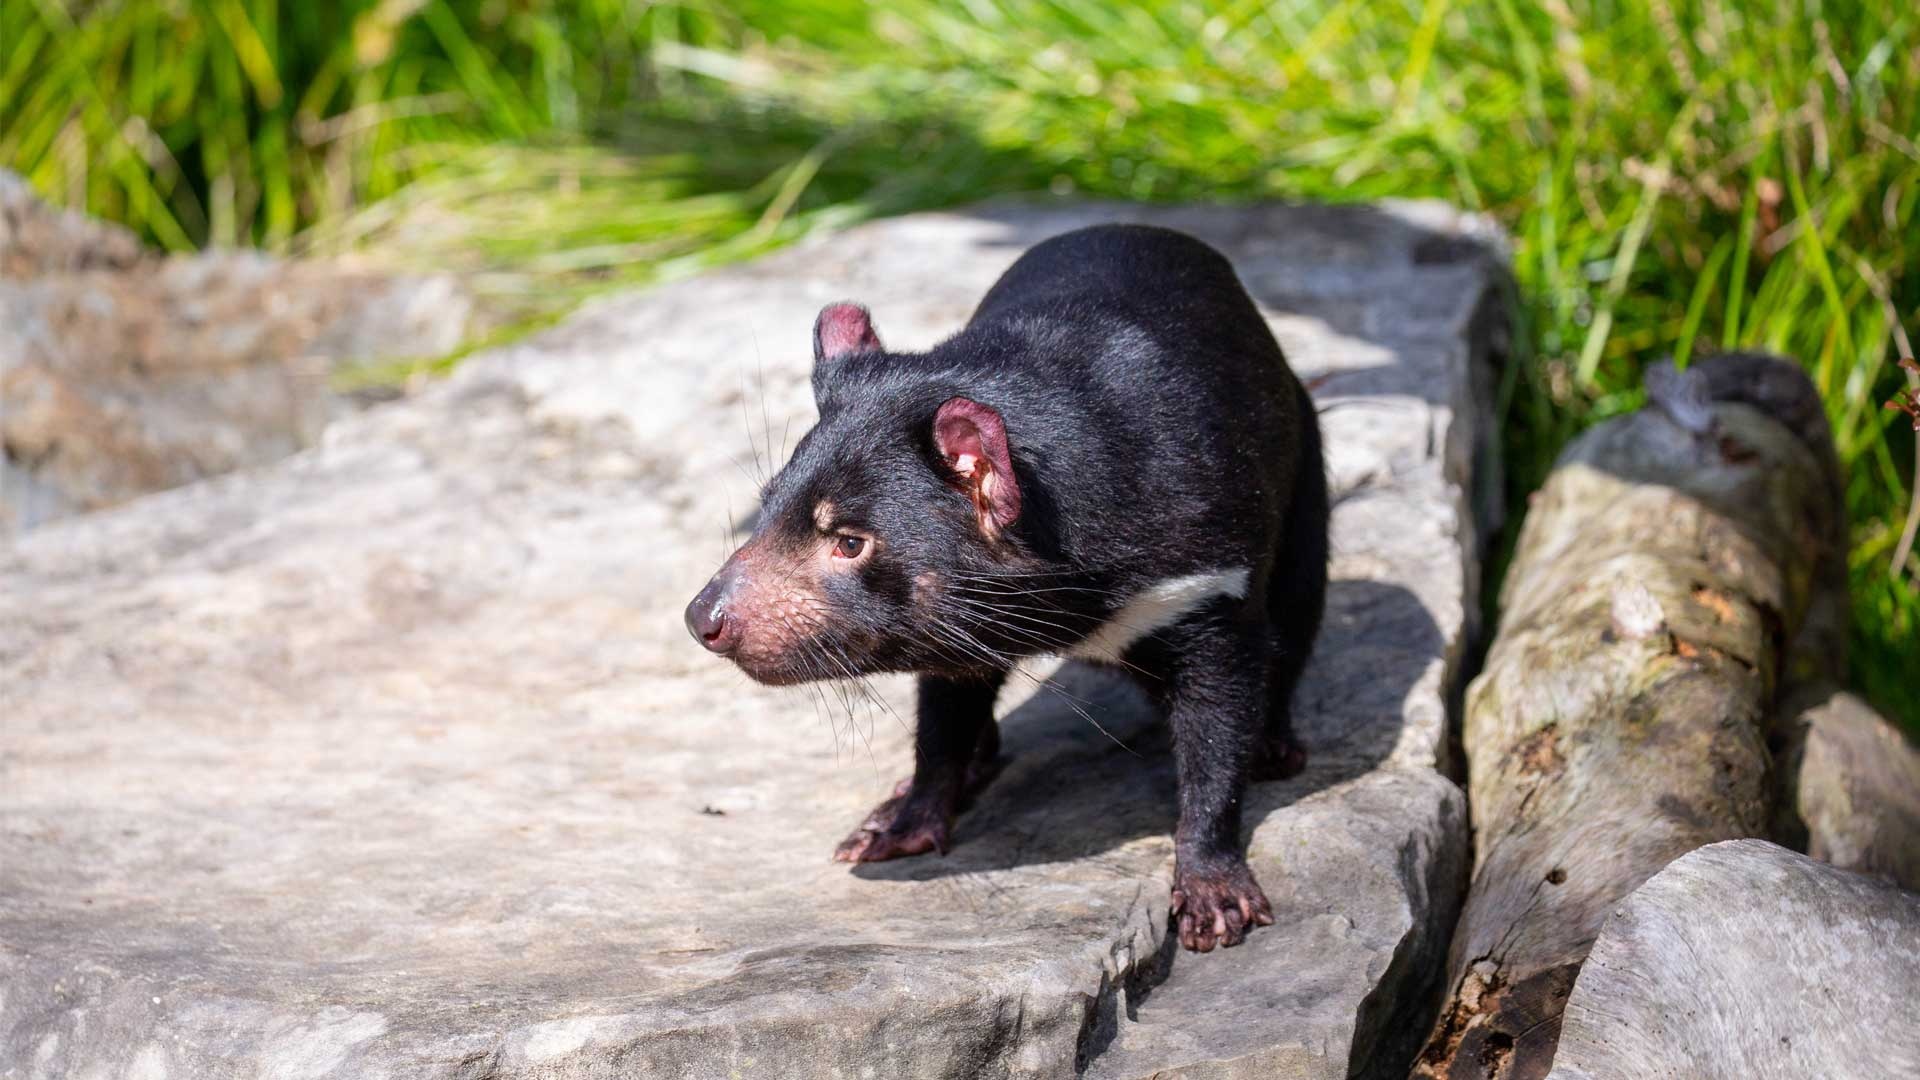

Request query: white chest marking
[{"left": 1065, "top": 568, "right": 1252, "bottom": 664}]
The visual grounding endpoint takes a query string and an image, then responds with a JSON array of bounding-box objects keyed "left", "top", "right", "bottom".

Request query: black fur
[{"left": 707, "top": 224, "right": 1329, "bottom": 950}]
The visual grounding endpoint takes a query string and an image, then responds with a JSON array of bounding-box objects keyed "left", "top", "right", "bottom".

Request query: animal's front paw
[
  {"left": 1171, "top": 859, "right": 1274, "bottom": 952},
  {"left": 831, "top": 782, "right": 954, "bottom": 863}
]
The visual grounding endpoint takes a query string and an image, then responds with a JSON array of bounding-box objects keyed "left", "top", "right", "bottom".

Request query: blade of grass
[
  {"left": 1674, "top": 234, "right": 1733, "bottom": 369},
  {"left": 1722, "top": 173, "right": 1759, "bottom": 348},
  {"left": 1578, "top": 98, "right": 1699, "bottom": 386}
]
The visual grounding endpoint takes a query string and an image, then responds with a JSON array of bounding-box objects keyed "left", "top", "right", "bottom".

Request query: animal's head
[{"left": 683, "top": 302, "right": 1027, "bottom": 684}]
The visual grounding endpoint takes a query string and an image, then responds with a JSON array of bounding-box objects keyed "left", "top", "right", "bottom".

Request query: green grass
[{"left": 5, "top": 0, "right": 1917, "bottom": 729}]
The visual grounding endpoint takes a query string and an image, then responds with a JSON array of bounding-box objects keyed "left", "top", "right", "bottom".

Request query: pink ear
[
  {"left": 813, "top": 302, "right": 882, "bottom": 362},
  {"left": 934, "top": 397, "right": 1022, "bottom": 535}
]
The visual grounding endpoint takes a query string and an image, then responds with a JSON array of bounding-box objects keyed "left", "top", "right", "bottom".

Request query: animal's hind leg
[
  {"left": 1257, "top": 436, "right": 1329, "bottom": 782},
  {"left": 1257, "top": 565, "right": 1326, "bottom": 779},
  {"left": 1254, "top": 614, "right": 1313, "bottom": 780}
]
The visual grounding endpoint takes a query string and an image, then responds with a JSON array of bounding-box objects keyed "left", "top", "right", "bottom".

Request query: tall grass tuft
[
  {"left": 4, "top": 0, "right": 1916, "bottom": 728},
  {"left": 1, "top": 0, "right": 738, "bottom": 249}
]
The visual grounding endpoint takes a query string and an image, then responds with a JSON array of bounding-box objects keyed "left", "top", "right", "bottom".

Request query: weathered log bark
[{"left": 1412, "top": 354, "right": 1845, "bottom": 1080}]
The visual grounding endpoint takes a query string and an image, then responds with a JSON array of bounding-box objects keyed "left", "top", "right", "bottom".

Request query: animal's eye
[{"left": 833, "top": 535, "right": 867, "bottom": 559}]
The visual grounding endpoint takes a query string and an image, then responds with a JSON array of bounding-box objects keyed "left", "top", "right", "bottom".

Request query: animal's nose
[{"left": 685, "top": 569, "right": 741, "bottom": 654}]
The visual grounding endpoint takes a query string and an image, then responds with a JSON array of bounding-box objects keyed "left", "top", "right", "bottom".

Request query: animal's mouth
[
  {"left": 728, "top": 631, "right": 907, "bottom": 686},
  {"left": 730, "top": 655, "right": 815, "bottom": 687},
  {"left": 725, "top": 641, "right": 850, "bottom": 686}
]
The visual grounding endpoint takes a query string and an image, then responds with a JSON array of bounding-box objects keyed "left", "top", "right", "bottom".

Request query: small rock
[
  {"left": 1549, "top": 838, "right": 1920, "bottom": 1080},
  {"left": 1784, "top": 687, "right": 1920, "bottom": 891}
]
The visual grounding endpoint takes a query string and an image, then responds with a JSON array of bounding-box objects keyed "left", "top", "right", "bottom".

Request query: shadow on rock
[{"left": 852, "top": 579, "right": 1442, "bottom": 882}]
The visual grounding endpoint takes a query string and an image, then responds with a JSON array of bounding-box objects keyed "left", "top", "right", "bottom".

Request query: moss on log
[{"left": 1412, "top": 354, "right": 1844, "bottom": 1080}]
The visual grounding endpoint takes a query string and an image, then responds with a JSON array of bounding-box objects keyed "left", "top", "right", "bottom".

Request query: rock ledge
[{"left": 0, "top": 200, "right": 1503, "bottom": 1079}]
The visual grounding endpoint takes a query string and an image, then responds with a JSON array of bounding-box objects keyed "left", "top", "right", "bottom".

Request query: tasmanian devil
[{"left": 684, "top": 223, "right": 1328, "bottom": 952}]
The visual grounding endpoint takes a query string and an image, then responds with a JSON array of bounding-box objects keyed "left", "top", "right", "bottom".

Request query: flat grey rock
[
  {"left": 1549, "top": 838, "right": 1920, "bottom": 1080},
  {"left": 0, "top": 200, "right": 1502, "bottom": 1078}
]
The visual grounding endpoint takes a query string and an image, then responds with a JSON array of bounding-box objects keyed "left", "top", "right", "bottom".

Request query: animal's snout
[
  {"left": 684, "top": 549, "right": 827, "bottom": 685},
  {"left": 685, "top": 566, "right": 743, "bottom": 654}
]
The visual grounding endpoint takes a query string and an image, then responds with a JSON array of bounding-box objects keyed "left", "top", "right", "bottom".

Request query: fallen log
[{"left": 1413, "top": 354, "right": 1845, "bottom": 1080}]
